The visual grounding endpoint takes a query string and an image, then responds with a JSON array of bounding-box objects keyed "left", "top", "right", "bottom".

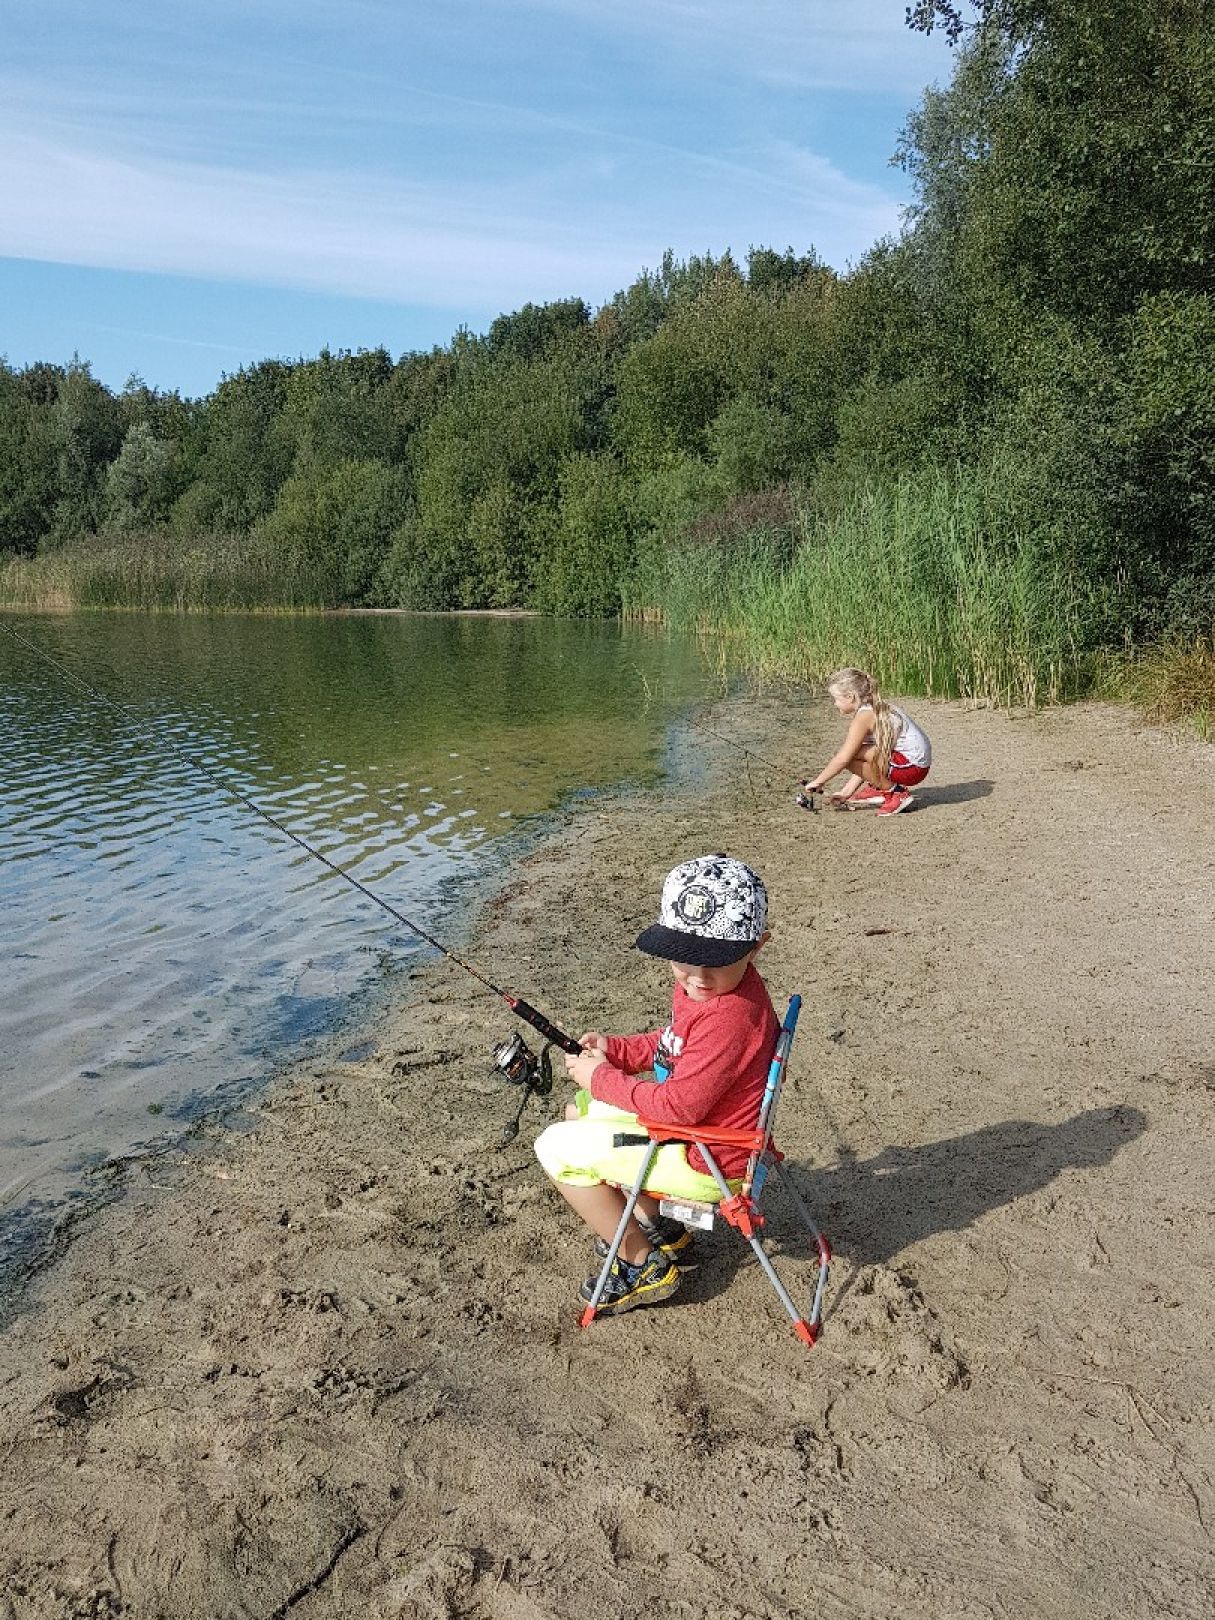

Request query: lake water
[{"left": 0, "top": 610, "right": 713, "bottom": 1274}]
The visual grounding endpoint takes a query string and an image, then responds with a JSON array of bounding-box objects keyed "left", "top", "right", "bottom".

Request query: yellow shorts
[{"left": 533, "top": 1094, "right": 736, "bottom": 1202}]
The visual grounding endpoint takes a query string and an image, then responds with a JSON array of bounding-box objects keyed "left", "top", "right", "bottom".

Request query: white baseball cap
[{"left": 635, "top": 854, "right": 768, "bottom": 967}]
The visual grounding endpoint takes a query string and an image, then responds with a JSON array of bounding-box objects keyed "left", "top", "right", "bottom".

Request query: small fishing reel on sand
[{"left": 493, "top": 1031, "right": 554, "bottom": 1147}]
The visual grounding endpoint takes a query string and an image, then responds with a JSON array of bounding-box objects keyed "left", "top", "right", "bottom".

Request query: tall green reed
[
  {"left": 624, "top": 465, "right": 1100, "bottom": 708},
  {"left": 0, "top": 532, "right": 332, "bottom": 614},
  {"left": 1095, "top": 641, "right": 1215, "bottom": 741}
]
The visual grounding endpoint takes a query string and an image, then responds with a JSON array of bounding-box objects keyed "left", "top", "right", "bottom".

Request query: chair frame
[{"left": 579, "top": 995, "right": 831, "bottom": 1348}]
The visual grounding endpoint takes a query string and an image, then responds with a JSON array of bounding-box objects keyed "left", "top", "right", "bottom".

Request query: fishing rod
[
  {"left": 691, "top": 717, "right": 820, "bottom": 811},
  {"left": 0, "top": 621, "right": 582, "bottom": 1094},
  {"left": 690, "top": 717, "right": 791, "bottom": 777}
]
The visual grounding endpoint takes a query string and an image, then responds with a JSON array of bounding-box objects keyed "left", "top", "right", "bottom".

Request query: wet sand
[{"left": 1, "top": 690, "right": 1213, "bottom": 1619}]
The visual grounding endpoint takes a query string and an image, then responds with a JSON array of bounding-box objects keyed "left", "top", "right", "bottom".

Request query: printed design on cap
[
  {"left": 635, "top": 853, "right": 767, "bottom": 965},
  {"left": 660, "top": 854, "right": 766, "bottom": 941},
  {"left": 673, "top": 885, "right": 718, "bottom": 927}
]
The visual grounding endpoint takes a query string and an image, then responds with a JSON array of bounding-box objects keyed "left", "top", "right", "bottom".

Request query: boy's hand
[
  {"left": 563, "top": 1048, "right": 605, "bottom": 1088},
  {"left": 577, "top": 1032, "right": 609, "bottom": 1054}
]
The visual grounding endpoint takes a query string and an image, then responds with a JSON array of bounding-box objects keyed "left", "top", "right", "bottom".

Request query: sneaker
[
  {"left": 580, "top": 1249, "right": 682, "bottom": 1316},
  {"left": 851, "top": 784, "right": 886, "bottom": 806},
  {"left": 876, "top": 788, "right": 915, "bottom": 816},
  {"left": 594, "top": 1215, "right": 693, "bottom": 1262}
]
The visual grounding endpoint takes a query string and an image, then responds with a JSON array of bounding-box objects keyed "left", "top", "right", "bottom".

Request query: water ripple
[{"left": 0, "top": 609, "right": 710, "bottom": 1262}]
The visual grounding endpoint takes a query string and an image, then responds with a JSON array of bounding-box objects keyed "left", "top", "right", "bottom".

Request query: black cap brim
[{"left": 635, "top": 924, "right": 758, "bottom": 967}]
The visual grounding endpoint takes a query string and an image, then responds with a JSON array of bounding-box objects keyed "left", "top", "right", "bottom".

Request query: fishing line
[
  {"left": 690, "top": 716, "right": 823, "bottom": 812},
  {"left": 0, "top": 619, "right": 580, "bottom": 1055},
  {"left": 690, "top": 717, "right": 791, "bottom": 777}
]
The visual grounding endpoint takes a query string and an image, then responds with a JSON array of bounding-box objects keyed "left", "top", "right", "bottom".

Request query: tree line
[{"left": 2, "top": 0, "right": 1213, "bottom": 660}]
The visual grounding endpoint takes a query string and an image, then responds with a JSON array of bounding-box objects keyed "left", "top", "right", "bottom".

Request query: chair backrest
[{"left": 743, "top": 994, "right": 800, "bottom": 1202}]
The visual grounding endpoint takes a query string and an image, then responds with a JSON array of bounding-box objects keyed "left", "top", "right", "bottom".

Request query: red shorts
[{"left": 889, "top": 750, "right": 929, "bottom": 787}]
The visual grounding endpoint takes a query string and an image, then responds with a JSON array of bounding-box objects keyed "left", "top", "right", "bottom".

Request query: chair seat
[{"left": 637, "top": 1118, "right": 766, "bottom": 1152}]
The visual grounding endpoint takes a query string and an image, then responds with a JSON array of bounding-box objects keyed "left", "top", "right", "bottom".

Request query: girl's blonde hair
[{"left": 826, "top": 668, "right": 898, "bottom": 777}]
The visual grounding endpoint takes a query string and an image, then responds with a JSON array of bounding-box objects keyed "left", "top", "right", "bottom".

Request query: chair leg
[
  {"left": 741, "top": 1228, "right": 819, "bottom": 1341},
  {"left": 771, "top": 1159, "right": 831, "bottom": 1337},
  {"left": 579, "top": 1143, "right": 660, "bottom": 1327},
  {"left": 701, "top": 1148, "right": 829, "bottom": 1349}
]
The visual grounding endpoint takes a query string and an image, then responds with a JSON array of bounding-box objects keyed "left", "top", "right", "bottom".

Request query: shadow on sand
[
  {"left": 687, "top": 1104, "right": 1146, "bottom": 1312},
  {"left": 920, "top": 778, "right": 995, "bottom": 807}
]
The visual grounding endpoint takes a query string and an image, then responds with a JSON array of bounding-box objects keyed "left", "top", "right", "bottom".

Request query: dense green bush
[
  {"left": 533, "top": 453, "right": 635, "bottom": 617},
  {"left": 4, "top": 0, "right": 1214, "bottom": 713},
  {"left": 257, "top": 459, "right": 409, "bottom": 606}
]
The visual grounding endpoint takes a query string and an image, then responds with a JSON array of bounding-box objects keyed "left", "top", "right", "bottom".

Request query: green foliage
[
  {"left": 48, "top": 361, "right": 124, "bottom": 543},
  {"left": 745, "top": 246, "right": 827, "bottom": 299},
  {"left": 191, "top": 361, "right": 294, "bottom": 530},
  {"left": 1099, "top": 638, "right": 1215, "bottom": 740},
  {"left": 708, "top": 396, "right": 795, "bottom": 492},
  {"left": 465, "top": 480, "right": 531, "bottom": 607},
  {"left": 533, "top": 453, "right": 636, "bottom": 617},
  {"left": 406, "top": 307, "right": 604, "bottom": 606},
  {"left": 257, "top": 459, "right": 409, "bottom": 606},
  {"left": 484, "top": 299, "right": 591, "bottom": 364},
  {"left": 1121, "top": 292, "right": 1215, "bottom": 635},
  {"left": 961, "top": 9, "right": 1215, "bottom": 330},
  {"left": 615, "top": 330, "right": 726, "bottom": 467},
  {"left": 632, "top": 455, "right": 728, "bottom": 547},
  {"left": 627, "top": 466, "right": 1095, "bottom": 707},
  {"left": 4, "top": 0, "right": 1213, "bottom": 723},
  {"left": 276, "top": 347, "right": 399, "bottom": 471},
  {"left": 0, "top": 530, "right": 294, "bottom": 612},
  {"left": 103, "top": 423, "right": 176, "bottom": 535},
  {"left": 606, "top": 250, "right": 738, "bottom": 348},
  {"left": 0, "top": 363, "right": 60, "bottom": 555},
  {"left": 376, "top": 512, "right": 457, "bottom": 611}
]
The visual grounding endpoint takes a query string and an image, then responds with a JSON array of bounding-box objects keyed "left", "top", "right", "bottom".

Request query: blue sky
[{"left": 2, "top": 2, "right": 952, "bottom": 398}]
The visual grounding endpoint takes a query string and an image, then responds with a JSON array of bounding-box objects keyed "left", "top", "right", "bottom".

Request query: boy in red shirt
[{"left": 534, "top": 854, "right": 776, "bottom": 1316}]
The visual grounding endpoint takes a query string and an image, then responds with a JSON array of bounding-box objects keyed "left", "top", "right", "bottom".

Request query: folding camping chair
[{"left": 580, "top": 995, "right": 831, "bottom": 1348}]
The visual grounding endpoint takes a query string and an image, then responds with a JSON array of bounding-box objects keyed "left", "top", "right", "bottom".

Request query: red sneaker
[
  {"left": 876, "top": 788, "right": 915, "bottom": 816},
  {"left": 851, "top": 784, "right": 885, "bottom": 806}
]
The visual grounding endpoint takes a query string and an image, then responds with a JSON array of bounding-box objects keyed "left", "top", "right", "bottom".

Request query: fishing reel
[
  {"left": 493, "top": 1031, "right": 555, "bottom": 1146},
  {"left": 491, "top": 1031, "right": 551, "bottom": 1091}
]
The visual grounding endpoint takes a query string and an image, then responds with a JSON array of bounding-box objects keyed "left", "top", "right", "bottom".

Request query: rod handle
[{"left": 508, "top": 998, "right": 582, "bottom": 1055}]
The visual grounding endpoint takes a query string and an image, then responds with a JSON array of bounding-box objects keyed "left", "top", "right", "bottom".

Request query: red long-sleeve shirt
[{"left": 590, "top": 965, "right": 779, "bottom": 1178}]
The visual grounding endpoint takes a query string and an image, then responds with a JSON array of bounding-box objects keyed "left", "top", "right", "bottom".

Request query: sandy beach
[{"left": 1, "top": 688, "right": 1213, "bottom": 1620}]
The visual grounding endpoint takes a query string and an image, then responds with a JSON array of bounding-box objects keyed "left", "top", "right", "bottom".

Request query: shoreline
[
  {"left": 335, "top": 606, "right": 542, "bottom": 618},
  {"left": 0, "top": 763, "right": 636, "bottom": 1320},
  {"left": 0, "top": 601, "right": 543, "bottom": 619},
  {"left": 1, "top": 690, "right": 1213, "bottom": 1618}
]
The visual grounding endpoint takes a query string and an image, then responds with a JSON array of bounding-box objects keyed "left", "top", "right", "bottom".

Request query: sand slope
[{"left": 1, "top": 692, "right": 1212, "bottom": 1620}]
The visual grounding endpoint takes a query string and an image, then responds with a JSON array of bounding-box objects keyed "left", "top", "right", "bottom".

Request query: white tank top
[{"left": 861, "top": 704, "right": 931, "bottom": 768}]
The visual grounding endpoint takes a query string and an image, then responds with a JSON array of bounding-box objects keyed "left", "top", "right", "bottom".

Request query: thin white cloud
[
  {"left": 0, "top": 126, "right": 634, "bottom": 307},
  {"left": 0, "top": 112, "right": 903, "bottom": 309},
  {"left": 507, "top": 0, "right": 952, "bottom": 93},
  {"left": 139, "top": 0, "right": 946, "bottom": 92},
  {"left": 87, "top": 323, "right": 255, "bottom": 356}
]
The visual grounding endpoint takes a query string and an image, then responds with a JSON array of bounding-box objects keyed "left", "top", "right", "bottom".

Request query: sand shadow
[
  {"left": 806, "top": 1104, "right": 1146, "bottom": 1266},
  {"left": 684, "top": 1104, "right": 1146, "bottom": 1309},
  {"left": 920, "top": 778, "right": 994, "bottom": 806}
]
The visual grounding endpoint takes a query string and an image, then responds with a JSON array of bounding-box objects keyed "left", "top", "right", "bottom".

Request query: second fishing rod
[
  {"left": 691, "top": 717, "right": 823, "bottom": 811},
  {"left": 1, "top": 620, "right": 581, "bottom": 1138}
]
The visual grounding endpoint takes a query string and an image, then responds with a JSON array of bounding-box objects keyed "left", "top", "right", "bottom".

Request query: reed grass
[
  {"left": 6, "top": 482, "right": 1209, "bottom": 734},
  {"left": 624, "top": 465, "right": 1100, "bottom": 709},
  {"left": 0, "top": 532, "right": 331, "bottom": 614},
  {"left": 1096, "top": 642, "right": 1215, "bottom": 741}
]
